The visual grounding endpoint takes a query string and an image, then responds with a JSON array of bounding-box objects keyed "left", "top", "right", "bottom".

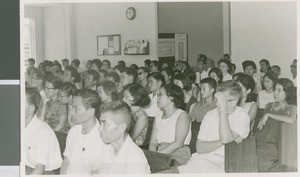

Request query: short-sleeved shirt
[
  {"left": 155, "top": 109, "right": 191, "bottom": 145},
  {"left": 190, "top": 100, "right": 217, "bottom": 122},
  {"left": 100, "top": 136, "right": 151, "bottom": 174},
  {"left": 25, "top": 116, "right": 62, "bottom": 171},
  {"left": 198, "top": 107, "right": 250, "bottom": 156},
  {"left": 258, "top": 90, "right": 275, "bottom": 109},
  {"left": 63, "top": 120, "right": 108, "bottom": 174},
  {"left": 44, "top": 98, "right": 68, "bottom": 131}
]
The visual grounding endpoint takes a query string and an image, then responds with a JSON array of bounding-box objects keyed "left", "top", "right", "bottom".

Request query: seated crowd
[{"left": 25, "top": 55, "right": 297, "bottom": 174}]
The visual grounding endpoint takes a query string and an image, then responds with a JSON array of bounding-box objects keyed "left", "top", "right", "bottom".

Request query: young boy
[
  {"left": 178, "top": 81, "right": 250, "bottom": 173},
  {"left": 98, "top": 101, "right": 151, "bottom": 174},
  {"left": 189, "top": 78, "right": 217, "bottom": 122}
]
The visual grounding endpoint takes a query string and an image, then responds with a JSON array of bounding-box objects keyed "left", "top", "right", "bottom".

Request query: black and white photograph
[{"left": 21, "top": 0, "right": 298, "bottom": 176}]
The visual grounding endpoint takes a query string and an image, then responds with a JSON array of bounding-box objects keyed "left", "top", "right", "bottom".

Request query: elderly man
[
  {"left": 25, "top": 87, "right": 62, "bottom": 175},
  {"left": 99, "top": 101, "right": 151, "bottom": 174}
]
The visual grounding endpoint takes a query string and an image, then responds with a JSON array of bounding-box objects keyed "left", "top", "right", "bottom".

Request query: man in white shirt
[
  {"left": 195, "top": 55, "right": 208, "bottom": 84},
  {"left": 25, "top": 88, "right": 62, "bottom": 175},
  {"left": 178, "top": 81, "right": 250, "bottom": 173},
  {"left": 99, "top": 101, "right": 151, "bottom": 174},
  {"left": 60, "top": 89, "right": 105, "bottom": 175}
]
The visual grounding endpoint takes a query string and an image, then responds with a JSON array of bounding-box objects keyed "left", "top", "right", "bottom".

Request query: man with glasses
[
  {"left": 26, "top": 67, "right": 48, "bottom": 121},
  {"left": 290, "top": 59, "right": 297, "bottom": 85},
  {"left": 60, "top": 89, "right": 107, "bottom": 175},
  {"left": 178, "top": 81, "right": 250, "bottom": 173}
]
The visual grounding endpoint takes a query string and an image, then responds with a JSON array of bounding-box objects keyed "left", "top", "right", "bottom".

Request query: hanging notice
[
  {"left": 158, "top": 38, "right": 175, "bottom": 57},
  {"left": 175, "top": 34, "right": 188, "bottom": 61}
]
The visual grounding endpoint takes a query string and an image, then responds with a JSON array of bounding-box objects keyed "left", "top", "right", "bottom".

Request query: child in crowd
[
  {"left": 149, "top": 83, "right": 191, "bottom": 166},
  {"left": 255, "top": 78, "right": 297, "bottom": 172},
  {"left": 257, "top": 71, "right": 278, "bottom": 109},
  {"left": 189, "top": 78, "right": 217, "bottom": 122},
  {"left": 123, "top": 83, "right": 151, "bottom": 146},
  {"left": 178, "top": 81, "right": 250, "bottom": 173},
  {"left": 218, "top": 59, "right": 232, "bottom": 81}
]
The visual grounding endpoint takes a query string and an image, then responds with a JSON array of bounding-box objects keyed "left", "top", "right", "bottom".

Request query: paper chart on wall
[
  {"left": 113, "top": 36, "right": 120, "bottom": 52},
  {"left": 98, "top": 37, "right": 108, "bottom": 55}
]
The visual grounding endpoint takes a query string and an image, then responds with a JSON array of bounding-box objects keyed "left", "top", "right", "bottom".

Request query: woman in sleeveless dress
[
  {"left": 149, "top": 83, "right": 191, "bottom": 165},
  {"left": 254, "top": 78, "right": 297, "bottom": 172}
]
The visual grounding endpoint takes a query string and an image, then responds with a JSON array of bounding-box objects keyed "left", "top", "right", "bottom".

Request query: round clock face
[{"left": 126, "top": 7, "right": 136, "bottom": 20}]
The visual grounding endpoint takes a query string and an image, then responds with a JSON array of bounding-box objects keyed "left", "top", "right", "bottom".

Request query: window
[{"left": 24, "top": 18, "right": 36, "bottom": 67}]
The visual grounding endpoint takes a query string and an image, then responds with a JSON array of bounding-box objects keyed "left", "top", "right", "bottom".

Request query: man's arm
[
  {"left": 60, "top": 156, "right": 69, "bottom": 174},
  {"left": 196, "top": 139, "right": 223, "bottom": 154}
]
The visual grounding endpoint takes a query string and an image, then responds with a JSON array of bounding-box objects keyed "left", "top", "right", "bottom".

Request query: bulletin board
[
  {"left": 97, "top": 34, "right": 121, "bottom": 55},
  {"left": 158, "top": 33, "right": 188, "bottom": 66}
]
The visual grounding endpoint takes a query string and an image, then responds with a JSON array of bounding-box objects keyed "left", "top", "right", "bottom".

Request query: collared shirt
[
  {"left": 25, "top": 115, "right": 62, "bottom": 171},
  {"left": 143, "top": 93, "right": 163, "bottom": 118},
  {"left": 195, "top": 71, "right": 208, "bottom": 84},
  {"left": 101, "top": 136, "right": 151, "bottom": 174},
  {"left": 198, "top": 107, "right": 250, "bottom": 156},
  {"left": 63, "top": 120, "right": 108, "bottom": 175}
]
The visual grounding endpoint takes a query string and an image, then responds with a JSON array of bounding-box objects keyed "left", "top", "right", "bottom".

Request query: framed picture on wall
[
  {"left": 124, "top": 39, "right": 149, "bottom": 55},
  {"left": 97, "top": 34, "right": 121, "bottom": 55}
]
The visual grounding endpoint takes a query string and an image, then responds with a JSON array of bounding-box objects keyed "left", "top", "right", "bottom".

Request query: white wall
[
  {"left": 73, "top": 3, "right": 158, "bottom": 67},
  {"left": 230, "top": 2, "right": 297, "bottom": 78},
  {"left": 24, "top": 6, "right": 44, "bottom": 64}
]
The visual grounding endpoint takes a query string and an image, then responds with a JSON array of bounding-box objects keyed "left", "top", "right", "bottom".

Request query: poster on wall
[
  {"left": 97, "top": 34, "right": 121, "bottom": 55},
  {"left": 175, "top": 34, "right": 188, "bottom": 61},
  {"left": 158, "top": 38, "right": 175, "bottom": 57},
  {"left": 124, "top": 39, "right": 149, "bottom": 55}
]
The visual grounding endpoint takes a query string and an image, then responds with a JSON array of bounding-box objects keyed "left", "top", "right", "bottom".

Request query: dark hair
[
  {"left": 100, "top": 101, "right": 132, "bottom": 132},
  {"left": 118, "top": 60, "right": 126, "bottom": 67},
  {"left": 197, "top": 54, "right": 207, "bottom": 65},
  {"left": 260, "top": 59, "right": 271, "bottom": 71},
  {"left": 139, "top": 67, "right": 149, "bottom": 74},
  {"left": 97, "top": 80, "right": 118, "bottom": 101},
  {"left": 123, "top": 67, "right": 138, "bottom": 83},
  {"left": 236, "top": 73, "right": 255, "bottom": 101},
  {"left": 46, "top": 75, "right": 63, "bottom": 89},
  {"left": 163, "top": 83, "right": 184, "bottom": 109},
  {"left": 148, "top": 72, "right": 165, "bottom": 86},
  {"left": 223, "top": 53, "right": 230, "bottom": 58},
  {"left": 28, "top": 58, "right": 35, "bottom": 64},
  {"left": 174, "top": 73, "right": 191, "bottom": 91},
  {"left": 271, "top": 65, "right": 281, "bottom": 71},
  {"left": 106, "top": 72, "right": 120, "bottom": 83},
  {"left": 124, "top": 83, "right": 151, "bottom": 107},
  {"left": 218, "top": 58, "right": 232, "bottom": 73},
  {"left": 43, "top": 60, "right": 54, "bottom": 70},
  {"left": 72, "top": 59, "right": 80, "bottom": 67},
  {"left": 242, "top": 60, "right": 257, "bottom": 71},
  {"left": 161, "top": 67, "right": 174, "bottom": 81},
  {"left": 99, "top": 69, "right": 108, "bottom": 77},
  {"left": 181, "top": 61, "right": 190, "bottom": 70},
  {"left": 183, "top": 68, "right": 196, "bottom": 84},
  {"left": 232, "top": 72, "right": 245, "bottom": 81},
  {"left": 144, "top": 59, "right": 151, "bottom": 66},
  {"left": 74, "top": 89, "right": 101, "bottom": 117},
  {"left": 276, "top": 78, "right": 295, "bottom": 104},
  {"left": 201, "top": 77, "right": 217, "bottom": 94},
  {"left": 103, "top": 59, "right": 111, "bottom": 68},
  {"left": 53, "top": 62, "right": 62, "bottom": 70},
  {"left": 263, "top": 71, "right": 278, "bottom": 89},
  {"left": 86, "top": 69, "right": 100, "bottom": 82},
  {"left": 26, "top": 87, "right": 41, "bottom": 114},
  {"left": 151, "top": 60, "right": 160, "bottom": 71},
  {"left": 62, "top": 58, "right": 69, "bottom": 63},
  {"left": 91, "top": 59, "right": 102, "bottom": 71},
  {"left": 65, "top": 66, "right": 81, "bottom": 83},
  {"left": 217, "top": 80, "right": 242, "bottom": 98},
  {"left": 27, "top": 67, "right": 46, "bottom": 87},
  {"left": 60, "top": 83, "right": 77, "bottom": 97},
  {"left": 130, "top": 64, "right": 139, "bottom": 72},
  {"left": 114, "top": 65, "right": 125, "bottom": 73},
  {"left": 208, "top": 67, "right": 223, "bottom": 84}
]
